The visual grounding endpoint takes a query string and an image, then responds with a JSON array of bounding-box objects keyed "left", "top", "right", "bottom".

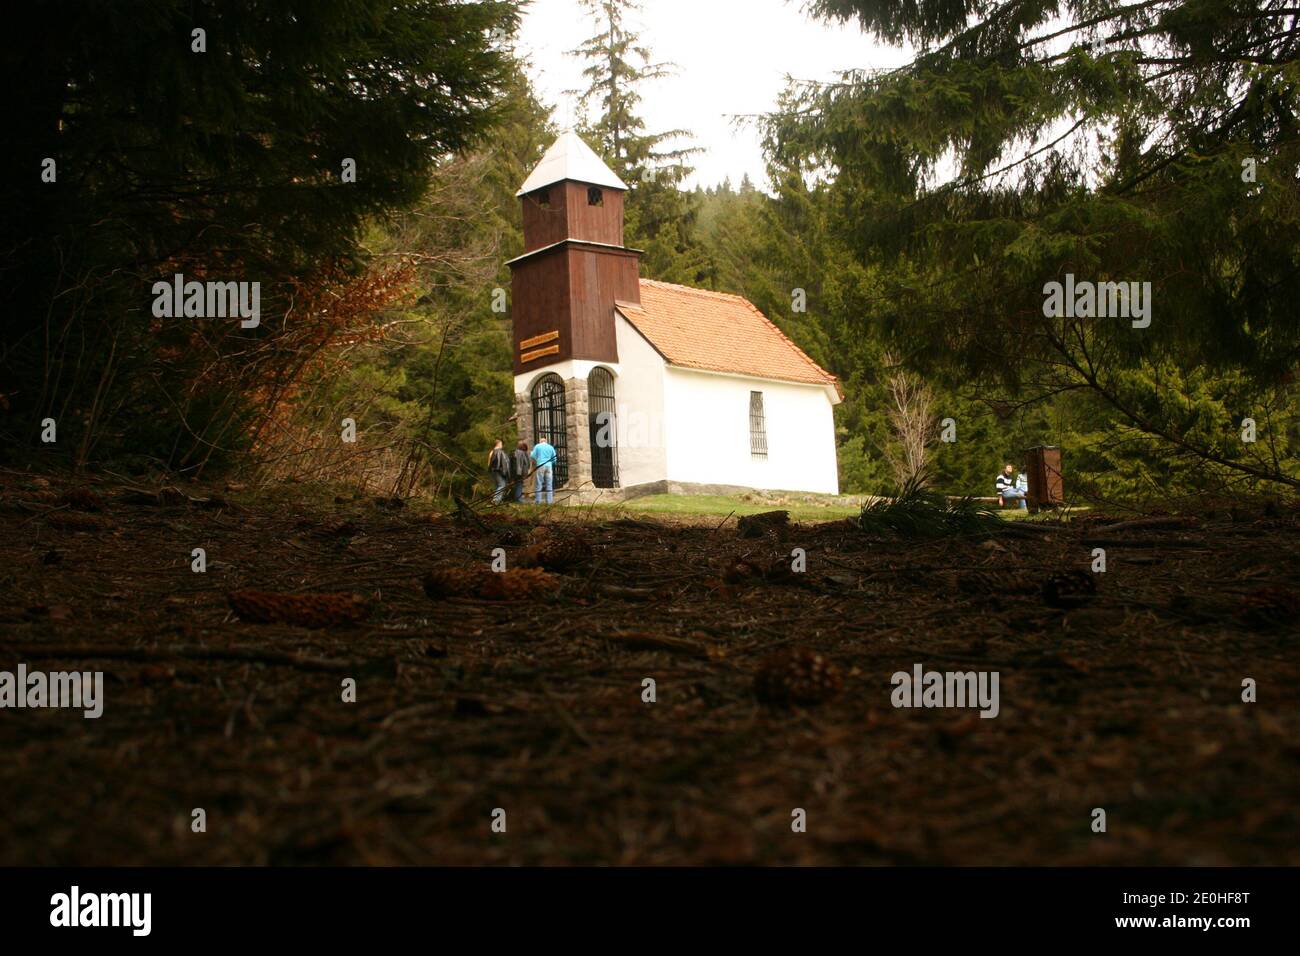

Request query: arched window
[
  {"left": 587, "top": 186, "right": 604, "bottom": 206},
  {"left": 588, "top": 367, "right": 618, "bottom": 489},
  {"left": 531, "top": 374, "right": 568, "bottom": 487}
]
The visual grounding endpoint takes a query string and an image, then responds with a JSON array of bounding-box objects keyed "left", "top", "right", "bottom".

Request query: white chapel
[{"left": 509, "top": 131, "right": 843, "bottom": 501}]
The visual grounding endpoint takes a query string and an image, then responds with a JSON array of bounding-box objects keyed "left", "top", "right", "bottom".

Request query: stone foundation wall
[
  {"left": 513, "top": 392, "right": 533, "bottom": 447},
  {"left": 562, "top": 377, "right": 590, "bottom": 491},
  {"left": 549, "top": 480, "right": 870, "bottom": 508}
]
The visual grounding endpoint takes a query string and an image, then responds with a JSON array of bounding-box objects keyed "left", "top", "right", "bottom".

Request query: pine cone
[
  {"left": 58, "top": 487, "right": 106, "bottom": 512},
  {"left": 479, "top": 567, "right": 558, "bottom": 601},
  {"left": 753, "top": 647, "right": 843, "bottom": 706},
  {"left": 157, "top": 486, "right": 190, "bottom": 507},
  {"left": 954, "top": 570, "right": 1036, "bottom": 597},
  {"left": 422, "top": 567, "right": 480, "bottom": 599},
  {"left": 45, "top": 511, "right": 114, "bottom": 532},
  {"left": 516, "top": 532, "right": 592, "bottom": 571},
  {"left": 722, "top": 556, "right": 760, "bottom": 584},
  {"left": 1236, "top": 587, "right": 1300, "bottom": 629},
  {"left": 737, "top": 510, "right": 790, "bottom": 539},
  {"left": 723, "top": 554, "right": 797, "bottom": 586},
  {"left": 957, "top": 570, "right": 1004, "bottom": 596},
  {"left": 495, "top": 527, "right": 527, "bottom": 546},
  {"left": 319, "top": 517, "right": 359, "bottom": 538},
  {"left": 422, "top": 567, "right": 558, "bottom": 601},
  {"left": 1041, "top": 570, "right": 1097, "bottom": 609},
  {"left": 226, "top": 590, "right": 370, "bottom": 628}
]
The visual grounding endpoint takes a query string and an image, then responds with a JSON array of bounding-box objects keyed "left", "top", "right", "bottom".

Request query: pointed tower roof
[{"left": 516, "top": 130, "right": 628, "bottom": 197}]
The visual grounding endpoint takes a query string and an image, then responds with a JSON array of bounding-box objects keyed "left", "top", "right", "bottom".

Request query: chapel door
[
  {"left": 531, "top": 374, "right": 569, "bottom": 487},
  {"left": 588, "top": 367, "right": 619, "bottom": 489}
]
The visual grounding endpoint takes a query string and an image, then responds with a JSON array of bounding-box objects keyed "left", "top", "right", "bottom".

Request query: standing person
[
  {"left": 995, "top": 463, "right": 1027, "bottom": 510},
  {"left": 531, "top": 436, "right": 557, "bottom": 505},
  {"left": 488, "top": 440, "right": 511, "bottom": 504},
  {"left": 511, "top": 440, "right": 531, "bottom": 503}
]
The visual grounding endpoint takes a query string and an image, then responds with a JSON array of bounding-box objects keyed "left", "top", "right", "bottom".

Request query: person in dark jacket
[
  {"left": 488, "top": 440, "right": 511, "bottom": 504},
  {"left": 995, "top": 463, "right": 1027, "bottom": 510},
  {"left": 511, "top": 441, "right": 531, "bottom": 503}
]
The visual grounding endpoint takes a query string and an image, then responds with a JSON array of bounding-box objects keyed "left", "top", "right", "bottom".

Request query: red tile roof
[{"left": 615, "top": 280, "right": 841, "bottom": 396}]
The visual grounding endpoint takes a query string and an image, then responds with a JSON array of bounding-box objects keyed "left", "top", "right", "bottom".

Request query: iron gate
[
  {"left": 588, "top": 367, "right": 619, "bottom": 488},
  {"left": 531, "top": 373, "right": 568, "bottom": 487}
]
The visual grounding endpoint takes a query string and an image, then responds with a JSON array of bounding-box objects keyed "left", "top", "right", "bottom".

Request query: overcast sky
[{"left": 517, "top": 0, "right": 906, "bottom": 191}]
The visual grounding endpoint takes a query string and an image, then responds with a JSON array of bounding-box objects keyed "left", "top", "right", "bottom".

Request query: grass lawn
[
  {"left": 228, "top": 480, "right": 1079, "bottom": 526},
  {"left": 592, "top": 493, "right": 1083, "bottom": 524}
]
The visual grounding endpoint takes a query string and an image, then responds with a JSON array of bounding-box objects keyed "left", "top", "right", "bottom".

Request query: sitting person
[{"left": 995, "top": 463, "right": 1028, "bottom": 510}]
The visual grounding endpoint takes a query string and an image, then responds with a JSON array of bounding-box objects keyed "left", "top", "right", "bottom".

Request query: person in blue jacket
[{"left": 531, "top": 438, "right": 557, "bottom": 505}]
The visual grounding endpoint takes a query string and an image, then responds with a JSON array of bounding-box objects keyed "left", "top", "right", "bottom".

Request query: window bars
[{"left": 749, "top": 391, "right": 768, "bottom": 459}]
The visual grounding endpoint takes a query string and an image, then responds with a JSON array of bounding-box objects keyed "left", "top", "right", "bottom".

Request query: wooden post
[{"left": 1025, "top": 445, "right": 1064, "bottom": 512}]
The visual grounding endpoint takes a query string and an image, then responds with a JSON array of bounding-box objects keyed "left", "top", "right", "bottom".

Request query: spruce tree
[
  {"left": 766, "top": 0, "right": 1300, "bottom": 489},
  {"left": 0, "top": 0, "right": 520, "bottom": 468},
  {"left": 567, "top": 0, "right": 705, "bottom": 283}
]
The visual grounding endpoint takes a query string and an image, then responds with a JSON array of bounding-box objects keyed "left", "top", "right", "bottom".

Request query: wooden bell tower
[{"left": 507, "top": 131, "right": 642, "bottom": 375}]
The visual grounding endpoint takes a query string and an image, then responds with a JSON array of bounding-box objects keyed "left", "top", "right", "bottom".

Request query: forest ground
[{"left": 1, "top": 467, "right": 1297, "bottom": 865}]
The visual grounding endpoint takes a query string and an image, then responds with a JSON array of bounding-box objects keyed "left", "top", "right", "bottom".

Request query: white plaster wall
[
  {"left": 610, "top": 312, "right": 668, "bottom": 487},
  {"left": 662, "top": 367, "right": 840, "bottom": 494},
  {"left": 514, "top": 359, "right": 606, "bottom": 397}
]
